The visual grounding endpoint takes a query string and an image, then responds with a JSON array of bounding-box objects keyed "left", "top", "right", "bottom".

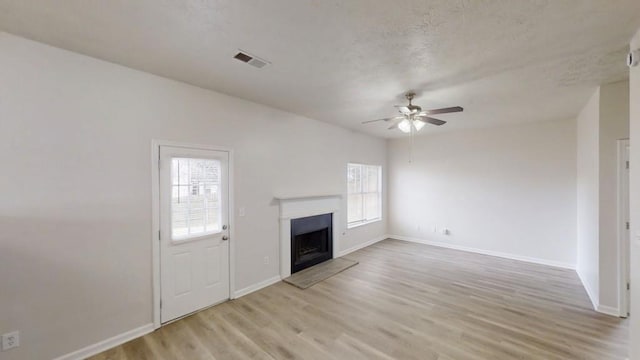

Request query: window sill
[{"left": 347, "top": 218, "right": 381, "bottom": 230}]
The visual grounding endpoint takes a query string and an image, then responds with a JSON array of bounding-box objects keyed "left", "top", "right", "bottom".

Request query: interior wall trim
[
  {"left": 233, "top": 275, "right": 282, "bottom": 299},
  {"left": 52, "top": 323, "right": 154, "bottom": 360},
  {"left": 390, "top": 235, "right": 576, "bottom": 270},
  {"left": 338, "top": 235, "right": 389, "bottom": 257}
]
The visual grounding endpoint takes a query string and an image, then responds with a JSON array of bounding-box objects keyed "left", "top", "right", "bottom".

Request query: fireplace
[
  {"left": 291, "top": 213, "right": 333, "bottom": 273},
  {"left": 276, "top": 194, "right": 341, "bottom": 278}
]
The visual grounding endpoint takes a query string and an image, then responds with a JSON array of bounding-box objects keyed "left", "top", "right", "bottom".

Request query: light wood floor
[{"left": 90, "top": 239, "right": 628, "bottom": 360}]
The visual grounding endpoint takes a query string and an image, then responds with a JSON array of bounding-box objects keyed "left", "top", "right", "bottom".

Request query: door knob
[
  {"left": 222, "top": 235, "right": 229, "bottom": 241},
  {"left": 222, "top": 225, "right": 228, "bottom": 230}
]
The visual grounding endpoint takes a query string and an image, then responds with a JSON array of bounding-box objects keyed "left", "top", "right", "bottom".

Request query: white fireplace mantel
[{"left": 276, "top": 194, "right": 342, "bottom": 278}]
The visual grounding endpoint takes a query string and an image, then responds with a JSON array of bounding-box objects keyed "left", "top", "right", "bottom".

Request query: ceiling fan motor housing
[
  {"left": 405, "top": 93, "right": 421, "bottom": 113},
  {"left": 408, "top": 104, "right": 422, "bottom": 113}
]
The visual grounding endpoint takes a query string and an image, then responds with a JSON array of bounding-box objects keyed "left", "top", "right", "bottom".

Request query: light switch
[{"left": 239, "top": 207, "right": 245, "bottom": 217}]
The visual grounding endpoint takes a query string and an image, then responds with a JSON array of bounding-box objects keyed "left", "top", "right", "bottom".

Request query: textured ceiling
[{"left": 1, "top": 0, "right": 639, "bottom": 138}]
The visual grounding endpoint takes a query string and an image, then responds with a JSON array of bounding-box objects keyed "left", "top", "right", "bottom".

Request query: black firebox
[{"left": 291, "top": 213, "right": 333, "bottom": 274}]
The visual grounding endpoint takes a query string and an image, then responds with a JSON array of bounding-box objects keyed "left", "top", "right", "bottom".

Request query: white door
[{"left": 159, "top": 146, "right": 230, "bottom": 323}]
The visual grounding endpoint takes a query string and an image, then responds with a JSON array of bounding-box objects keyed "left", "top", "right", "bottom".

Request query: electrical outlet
[
  {"left": 263, "top": 256, "right": 269, "bottom": 265},
  {"left": 2, "top": 331, "right": 19, "bottom": 351}
]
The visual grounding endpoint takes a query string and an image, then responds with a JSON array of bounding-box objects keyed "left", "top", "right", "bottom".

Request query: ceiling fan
[{"left": 362, "top": 92, "right": 463, "bottom": 133}]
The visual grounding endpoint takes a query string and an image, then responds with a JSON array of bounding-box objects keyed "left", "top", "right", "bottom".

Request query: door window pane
[{"left": 171, "top": 158, "right": 221, "bottom": 240}]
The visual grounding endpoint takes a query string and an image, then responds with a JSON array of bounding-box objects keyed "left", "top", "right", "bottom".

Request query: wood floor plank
[{"left": 88, "top": 239, "right": 628, "bottom": 359}]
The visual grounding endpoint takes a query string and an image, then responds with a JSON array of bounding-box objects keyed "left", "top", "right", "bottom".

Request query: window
[
  {"left": 347, "top": 163, "right": 382, "bottom": 228},
  {"left": 171, "top": 158, "right": 221, "bottom": 240}
]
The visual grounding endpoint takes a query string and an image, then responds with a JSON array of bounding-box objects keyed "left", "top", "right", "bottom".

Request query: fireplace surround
[{"left": 275, "top": 194, "right": 341, "bottom": 278}]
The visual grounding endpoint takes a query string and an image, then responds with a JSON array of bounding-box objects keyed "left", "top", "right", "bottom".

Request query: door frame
[
  {"left": 151, "top": 139, "right": 236, "bottom": 329},
  {"left": 618, "top": 139, "right": 630, "bottom": 317}
]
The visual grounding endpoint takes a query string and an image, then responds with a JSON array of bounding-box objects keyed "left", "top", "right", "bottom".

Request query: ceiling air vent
[{"left": 233, "top": 50, "right": 271, "bottom": 69}]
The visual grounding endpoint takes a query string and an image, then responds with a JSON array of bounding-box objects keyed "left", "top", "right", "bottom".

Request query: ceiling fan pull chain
[{"left": 409, "top": 123, "right": 414, "bottom": 163}]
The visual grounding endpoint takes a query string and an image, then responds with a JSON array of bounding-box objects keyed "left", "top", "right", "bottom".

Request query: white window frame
[{"left": 347, "top": 163, "right": 382, "bottom": 229}]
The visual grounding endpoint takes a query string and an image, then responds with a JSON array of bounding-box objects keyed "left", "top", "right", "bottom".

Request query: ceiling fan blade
[
  {"left": 426, "top": 106, "right": 463, "bottom": 115},
  {"left": 388, "top": 119, "right": 403, "bottom": 130},
  {"left": 394, "top": 106, "right": 411, "bottom": 115},
  {"left": 422, "top": 116, "right": 447, "bottom": 126},
  {"left": 362, "top": 116, "right": 404, "bottom": 124},
  {"left": 362, "top": 117, "right": 390, "bottom": 124}
]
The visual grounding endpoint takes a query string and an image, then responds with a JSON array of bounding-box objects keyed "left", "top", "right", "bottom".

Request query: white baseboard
[
  {"left": 575, "top": 270, "right": 621, "bottom": 316},
  {"left": 232, "top": 234, "right": 389, "bottom": 299},
  {"left": 55, "top": 273, "right": 283, "bottom": 360},
  {"left": 597, "top": 304, "right": 621, "bottom": 317},
  {"left": 393, "top": 235, "right": 622, "bottom": 318},
  {"left": 577, "top": 269, "right": 598, "bottom": 311},
  {"left": 53, "top": 323, "right": 154, "bottom": 360},
  {"left": 338, "top": 234, "right": 389, "bottom": 257},
  {"left": 232, "top": 235, "right": 389, "bottom": 299},
  {"left": 390, "top": 235, "right": 576, "bottom": 270},
  {"left": 233, "top": 275, "right": 281, "bottom": 299}
]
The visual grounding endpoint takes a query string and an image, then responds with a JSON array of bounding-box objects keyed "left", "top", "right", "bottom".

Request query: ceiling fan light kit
[
  {"left": 397, "top": 118, "right": 426, "bottom": 133},
  {"left": 398, "top": 119, "right": 412, "bottom": 133},
  {"left": 413, "top": 119, "right": 426, "bottom": 131},
  {"left": 363, "top": 92, "right": 463, "bottom": 134}
]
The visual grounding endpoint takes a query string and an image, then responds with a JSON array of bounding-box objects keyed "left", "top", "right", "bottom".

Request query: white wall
[
  {"left": 576, "top": 89, "right": 601, "bottom": 305},
  {"left": 598, "top": 80, "right": 630, "bottom": 311},
  {"left": 0, "top": 32, "right": 387, "bottom": 360},
  {"left": 388, "top": 119, "right": 577, "bottom": 267},
  {"left": 629, "top": 27, "right": 640, "bottom": 360}
]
